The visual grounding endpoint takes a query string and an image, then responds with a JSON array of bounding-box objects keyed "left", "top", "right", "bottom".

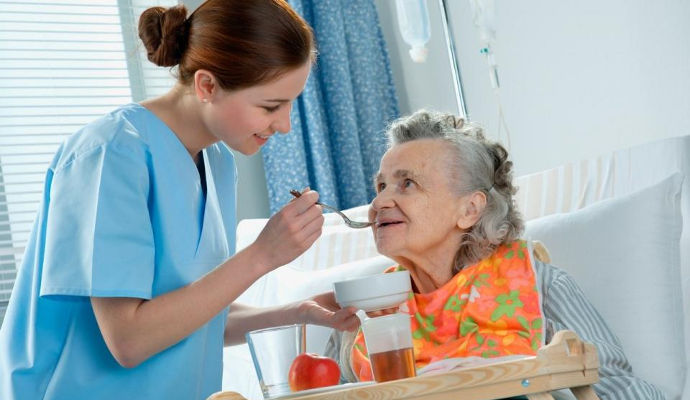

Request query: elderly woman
[{"left": 326, "top": 110, "right": 664, "bottom": 400}]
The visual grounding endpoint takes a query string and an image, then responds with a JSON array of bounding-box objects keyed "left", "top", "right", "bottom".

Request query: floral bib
[{"left": 351, "top": 240, "right": 544, "bottom": 381}]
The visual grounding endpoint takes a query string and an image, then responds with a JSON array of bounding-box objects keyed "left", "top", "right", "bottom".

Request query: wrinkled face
[
  {"left": 206, "top": 62, "right": 311, "bottom": 155},
  {"left": 369, "top": 139, "right": 465, "bottom": 263}
]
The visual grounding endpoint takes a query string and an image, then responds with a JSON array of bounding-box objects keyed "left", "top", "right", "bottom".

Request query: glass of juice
[{"left": 360, "top": 312, "right": 416, "bottom": 382}]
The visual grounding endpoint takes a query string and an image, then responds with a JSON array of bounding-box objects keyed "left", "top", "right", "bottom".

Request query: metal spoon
[{"left": 289, "top": 189, "right": 373, "bottom": 229}]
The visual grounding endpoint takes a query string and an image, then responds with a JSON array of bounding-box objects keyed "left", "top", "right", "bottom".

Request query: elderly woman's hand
[
  {"left": 366, "top": 307, "right": 400, "bottom": 318},
  {"left": 297, "top": 292, "right": 359, "bottom": 332}
]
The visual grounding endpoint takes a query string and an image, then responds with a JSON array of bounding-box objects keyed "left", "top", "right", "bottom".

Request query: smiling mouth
[
  {"left": 255, "top": 134, "right": 270, "bottom": 140},
  {"left": 377, "top": 221, "right": 403, "bottom": 228}
]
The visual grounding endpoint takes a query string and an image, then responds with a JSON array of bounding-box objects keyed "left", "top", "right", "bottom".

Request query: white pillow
[{"left": 525, "top": 173, "right": 685, "bottom": 398}]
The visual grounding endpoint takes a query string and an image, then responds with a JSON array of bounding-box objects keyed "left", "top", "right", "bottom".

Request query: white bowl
[{"left": 333, "top": 270, "right": 411, "bottom": 311}]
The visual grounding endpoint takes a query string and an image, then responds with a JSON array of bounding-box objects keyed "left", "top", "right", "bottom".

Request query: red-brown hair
[{"left": 138, "top": 0, "right": 315, "bottom": 90}]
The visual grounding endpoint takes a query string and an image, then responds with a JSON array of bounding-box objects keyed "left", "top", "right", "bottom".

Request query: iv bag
[
  {"left": 396, "top": 0, "right": 431, "bottom": 63},
  {"left": 468, "top": 0, "right": 496, "bottom": 46}
]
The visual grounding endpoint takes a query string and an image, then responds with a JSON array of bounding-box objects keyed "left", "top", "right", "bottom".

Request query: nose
[
  {"left": 370, "top": 187, "right": 395, "bottom": 212},
  {"left": 271, "top": 102, "right": 292, "bottom": 134}
]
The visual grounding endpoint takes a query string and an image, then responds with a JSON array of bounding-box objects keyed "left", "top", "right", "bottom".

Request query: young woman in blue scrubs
[{"left": 0, "top": 1, "right": 358, "bottom": 399}]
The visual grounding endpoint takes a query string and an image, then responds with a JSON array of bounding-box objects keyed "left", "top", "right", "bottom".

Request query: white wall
[
  {"left": 376, "top": 0, "right": 690, "bottom": 176},
  {"left": 230, "top": 152, "right": 271, "bottom": 220},
  {"left": 185, "top": 0, "right": 690, "bottom": 220},
  {"left": 375, "top": 0, "right": 457, "bottom": 116}
]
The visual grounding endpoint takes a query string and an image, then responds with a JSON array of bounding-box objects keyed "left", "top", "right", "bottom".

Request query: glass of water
[{"left": 246, "top": 324, "right": 306, "bottom": 399}]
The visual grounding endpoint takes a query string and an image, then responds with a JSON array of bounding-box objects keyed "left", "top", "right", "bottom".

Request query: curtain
[{"left": 261, "top": 0, "right": 399, "bottom": 214}]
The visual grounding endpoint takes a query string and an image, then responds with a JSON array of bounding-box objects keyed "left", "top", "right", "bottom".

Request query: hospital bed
[{"left": 222, "top": 134, "right": 690, "bottom": 399}]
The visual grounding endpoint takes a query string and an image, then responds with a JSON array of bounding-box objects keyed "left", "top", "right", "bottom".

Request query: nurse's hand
[
  {"left": 298, "top": 292, "right": 359, "bottom": 332},
  {"left": 252, "top": 189, "right": 324, "bottom": 272}
]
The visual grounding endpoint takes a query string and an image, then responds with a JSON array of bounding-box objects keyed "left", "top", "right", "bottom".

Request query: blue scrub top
[{"left": 0, "top": 103, "right": 237, "bottom": 399}]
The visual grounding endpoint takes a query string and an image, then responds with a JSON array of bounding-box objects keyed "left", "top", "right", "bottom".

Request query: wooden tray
[{"left": 209, "top": 330, "right": 600, "bottom": 400}]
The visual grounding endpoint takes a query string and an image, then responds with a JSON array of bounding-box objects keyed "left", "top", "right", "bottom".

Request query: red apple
[{"left": 288, "top": 353, "right": 340, "bottom": 391}]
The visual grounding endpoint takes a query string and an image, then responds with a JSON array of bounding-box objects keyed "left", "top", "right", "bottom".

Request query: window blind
[{"left": 0, "top": 0, "right": 177, "bottom": 323}]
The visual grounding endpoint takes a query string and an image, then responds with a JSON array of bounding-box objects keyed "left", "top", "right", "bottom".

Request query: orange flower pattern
[{"left": 351, "top": 240, "right": 543, "bottom": 380}]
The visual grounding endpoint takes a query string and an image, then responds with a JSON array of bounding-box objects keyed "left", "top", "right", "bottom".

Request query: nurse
[{"left": 0, "top": 1, "right": 357, "bottom": 399}]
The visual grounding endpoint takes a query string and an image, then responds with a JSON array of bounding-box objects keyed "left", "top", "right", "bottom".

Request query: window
[{"left": 0, "top": 0, "right": 177, "bottom": 323}]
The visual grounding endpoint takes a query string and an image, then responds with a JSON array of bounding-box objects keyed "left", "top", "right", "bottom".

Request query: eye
[
  {"left": 401, "top": 178, "right": 414, "bottom": 189},
  {"left": 262, "top": 105, "right": 280, "bottom": 113},
  {"left": 376, "top": 182, "right": 386, "bottom": 193}
]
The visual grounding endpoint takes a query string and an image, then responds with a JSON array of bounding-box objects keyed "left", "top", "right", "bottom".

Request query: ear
[
  {"left": 193, "top": 69, "right": 218, "bottom": 103},
  {"left": 457, "top": 191, "right": 487, "bottom": 230}
]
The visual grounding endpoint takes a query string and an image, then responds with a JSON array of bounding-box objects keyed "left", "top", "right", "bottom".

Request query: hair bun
[
  {"left": 488, "top": 143, "right": 517, "bottom": 196},
  {"left": 138, "top": 5, "right": 189, "bottom": 67}
]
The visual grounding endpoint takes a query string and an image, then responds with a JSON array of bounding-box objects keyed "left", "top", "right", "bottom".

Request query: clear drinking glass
[
  {"left": 360, "top": 312, "right": 417, "bottom": 382},
  {"left": 246, "top": 324, "right": 306, "bottom": 399}
]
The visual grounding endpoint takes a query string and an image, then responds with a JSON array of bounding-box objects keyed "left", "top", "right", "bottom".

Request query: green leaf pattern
[{"left": 365, "top": 241, "right": 546, "bottom": 365}]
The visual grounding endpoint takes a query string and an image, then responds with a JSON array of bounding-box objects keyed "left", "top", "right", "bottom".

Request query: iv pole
[{"left": 437, "top": 0, "right": 469, "bottom": 120}]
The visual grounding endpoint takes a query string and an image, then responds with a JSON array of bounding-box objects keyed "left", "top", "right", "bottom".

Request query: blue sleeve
[
  {"left": 40, "top": 144, "right": 155, "bottom": 299},
  {"left": 540, "top": 263, "right": 667, "bottom": 400}
]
